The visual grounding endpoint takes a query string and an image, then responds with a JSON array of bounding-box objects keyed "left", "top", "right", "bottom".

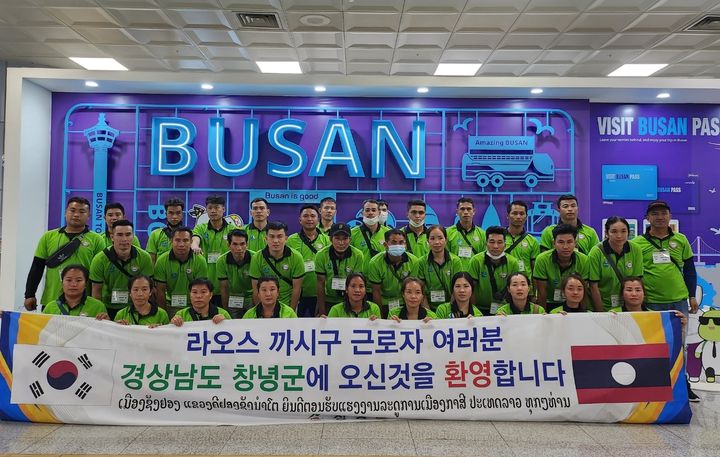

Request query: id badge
[
  {"left": 228, "top": 295, "right": 245, "bottom": 309},
  {"left": 553, "top": 289, "right": 563, "bottom": 302},
  {"left": 111, "top": 290, "right": 129, "bottom": 304},
  {"left": 652, "top": 250, "right": 672, "bottom": 264},
  {"left": 517, "top": 260, "right": 526, "bottom": 272},
  {"left": 430, "top": 290, "right": 446, "bottom": 303},
  {"left": 207, "top": 252, "right": 221, "bottom": 264},
  {"left": 304, "top": 260, "right": 316, "bottom": 272},
  {"left": 610, "top": 294, "right": 619, "bottom": 307},
  {"left": 458, "top": 246, "right": 473, "bottom": 258},
  {"left": 331, "top": 277, "right": 346, "bottom": 291},
  {"left": 490, "top": 302, "right": 501, "bottom": 315},
  {"left": 171, "top": 294, "right": 187, "bottom": 308},
  {"left": 387, "top": 299, "right": 401, "bottom": 310}
]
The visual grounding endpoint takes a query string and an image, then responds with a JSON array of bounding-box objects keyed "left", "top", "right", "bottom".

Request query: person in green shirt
[
  {"left": 318, "top": 197, "right": 337, "bottom": 234},
  {"left": 400, "top": 199, "right": 430, "bottom": 258},
  {"left": 505, "top": 200, "right": 540, "bottom": 276},
  {"left": 588, "top": 217, "right": 644, "bottom": 311},
  {"left": 368, "top": 229, "right": 419, "bottom": 317},
  {"left": 350, "top": 199, "right": 390, "bottom": 277},
  {"left": 249, "top": 221, "right": 305, "bottom": 310},
  {"left": 171, "top": 278, "right": 231, "bottom": 326},
  {"left": 447, "top": 197, "right": 486, "bottom": 269},
  {"left": 435, "top": 272, "right": 483, "bottom": 319},
  {"left": 146, "top": 198, "right": 185, "bottom": 263},
  {"left": 191, "top": 195, "right": 236, "bottom": 306},
  {"left": 417, "top": 225, "right": 464, "bottom": 310},
  {"left": 24, "top": 196, "right": 105, "bottom": 311},
  {"left": 549, "top": 273, "right": 590, "bottom": 314},
  {"left": 326, "top": 272, "right": 381, "bottom": 319},
  {"left": 217, "top": 229, "right": 254, "bottom": 318},
  {"left": 154, "top": 226, "right": 209, "bottom": 315},
  {"left": 539, "top": 194, "right": 600, "bottom": 255},
  {"left": 42, "top": 265, "right": 109, "bottom": 319},
  {"left": 100, "top": 202, "right": 141, "bottom": 248},
  {"left": 245, "top": 197, "right": 270, "bottom": 252},
  {"left": 377, "top": 199, "right": 392, "bottom": 227},
  {"left": 496, "top": 272, "right": 546, "bottom": 315},
  {"left": 534, "top": 224, "right": 590, "bottom": 311},
  {"left": 389, "top": 277, "right": 436, "bottom": 321},
  {"left": 90, "top": 220, "right": 154, "bottom": 320},
  {"left": 315, "top": 223, "right": 366, "bottom": 316},
  {"left": 244, "top": 276, "right": 298, "bottom": 318},
  {"left": 469, "top": 226, "right": 520, "bottom": 315},
  {"left": 287, "top": 205, "right": 330, "bottom": 317},
  {"left": 114, "top": 276, "right": 170, "bottom": 326}
]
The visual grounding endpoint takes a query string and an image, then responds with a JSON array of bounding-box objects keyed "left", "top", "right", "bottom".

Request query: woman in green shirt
[
  {"left": 389, "top": 277, "right": 435, "bottom": 322},
  {"left": 550, "top": 273, "right": 589, "bottom": 314},
  {"left": 326, "top": 272, "right": 381, "bottom": 319},
  {"left": 243, "top": 276, "right": 298, "bottom": 319},
  {"left": 435, "top": 272, "right": 483, "bottom": 319},
  {"left": 496, "top": 272, "right": 546, "bottom": 315},
  {"left": 114, "top": 275, "right": 170, "bottom": 327},
  {"left": 417, "top": 225, "right": 463, "bottom": 310},
  {"left": 42, "top": 264, "right": 108, "bottom": 319}
]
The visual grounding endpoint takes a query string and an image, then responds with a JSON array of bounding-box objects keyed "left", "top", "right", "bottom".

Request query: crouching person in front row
[{"left": 171, "top": 278, "right": 230, "bottom": 326}]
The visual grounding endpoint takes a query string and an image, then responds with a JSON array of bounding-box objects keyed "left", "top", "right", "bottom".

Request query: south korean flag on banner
[{"left": 11, "top": 345, "right": 115, "bottom": 406}]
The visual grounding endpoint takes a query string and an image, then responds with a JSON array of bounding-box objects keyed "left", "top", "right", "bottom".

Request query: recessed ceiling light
[
  {"left": 84, "top": 81, "right": 99, "bottom": 88},
  {"left": 69, "top": 57, "right": 128, "bottom": 71},
  {"left": 201, "top": 83, "right": 214, "bottom": 90},
  {"left": 314, "top": 85, "right": 327, "bottom": 92},
  {"left": 434, "top": 63, "right": 482, "bottom": 76},
  {"left": 531, "top": 88, "right": 544, "bottom": 94},
  {"left": 608, "top": 64, "right": 668, "bottom": 77},
  {"left": 656, "top": 92, "right": 671, "bottom": 99},
  {"left": 256, "top": 61, "right": 302, "bottom": 74},
  {"left": 417, "top": 87, "right": 429, "bottom": 94}
]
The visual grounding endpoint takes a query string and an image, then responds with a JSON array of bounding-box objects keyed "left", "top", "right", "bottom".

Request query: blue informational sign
[
  {"left": 658, "top": 178, "right": 699, "bottom": 214},
  {"left": 601, "top": 165, "right": 658, "bottom": 200}
]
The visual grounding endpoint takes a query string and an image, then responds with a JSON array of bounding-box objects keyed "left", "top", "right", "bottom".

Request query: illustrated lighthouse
[{"left": 83, "top": 113, "right": 119, "bottom": 233}]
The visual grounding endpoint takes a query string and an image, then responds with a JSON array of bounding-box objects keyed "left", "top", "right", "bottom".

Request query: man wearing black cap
[
  {"left": 314, "top": 223, "right": 366, "bottom": 316},
  {"left": 632, "top": 200, "right": 699, "bottom": 401}
]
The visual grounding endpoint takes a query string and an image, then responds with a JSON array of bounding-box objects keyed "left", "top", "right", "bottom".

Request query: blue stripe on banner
[
  {"left": 0, "top": 312, "right": 28, "bottom": 421},
  {"left": 656, "top": 312, "right": 692, "bottom": 424}
]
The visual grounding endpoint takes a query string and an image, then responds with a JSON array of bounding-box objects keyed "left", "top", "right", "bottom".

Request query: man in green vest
[
  {"left": 146, "top": 198, "right": 184, "bottom": 263},
  {"left": 539, "top": 194, "right": 599, "bottom": 255}
]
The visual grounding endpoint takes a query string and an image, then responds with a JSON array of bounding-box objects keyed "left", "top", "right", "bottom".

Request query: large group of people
[{"left": 19, "top": 193, "right": 699, "bottom": 401}]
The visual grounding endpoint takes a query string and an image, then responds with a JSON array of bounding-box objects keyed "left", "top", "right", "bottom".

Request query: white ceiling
[{"left": 2, "top": 0, "right": 720, "bottom": 78}]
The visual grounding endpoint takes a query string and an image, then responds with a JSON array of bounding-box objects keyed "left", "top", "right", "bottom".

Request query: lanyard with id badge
[
  {"left": 430, "top": 258, "right": 451, "bottom": 304},
  {"left": 456, "top": 227, "right": 478, "bottom": 259},
  {"left": 643, "top": 234, "right": 681, "bottom": 269}
]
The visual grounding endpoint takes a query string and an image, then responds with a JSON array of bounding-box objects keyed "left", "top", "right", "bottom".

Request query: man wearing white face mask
[
  {"left": 351, "top": 199, "right": 389, "bottom": 277},
  {"left": 368, "top": 229, "right": 419, "bottom": 318},
  {"left": 401, "top": 199, "right": 430, "bottom": 258},
  {"left": 377, "top": 199, "right": 391, "bottom": 227},
  {"left": 469, "top": 226, "right": 520, "bottom": 316}
]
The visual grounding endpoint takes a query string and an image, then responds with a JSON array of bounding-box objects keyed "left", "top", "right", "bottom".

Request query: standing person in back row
[
  {"left": 631, "top": 200, "right": 699, "bottom": 402},
  {"left": 146, "top": 198, "right": 185, "bottom": 263},
  {"left": 245, "top": 198, "right": 270, "bottom": 252},
  {"left": 318, "top": 197, "right": 337, "bottom": 234},
  {"left": 504, "top": 200, "right": 539, "bottom": 277},
  {"left": 100, "top": 203, "right": 141, "bottom": 248},
  {"left": 540, "top": 194, "right": 599, "bottom": 255},
  {"left": 351, "top": 199, "right": 389, "bottom": 276},
  {"left": 401, "top": 199, "right": 430, "bottom": 257},
  {"left": 447, "top": 197, "right": 486, "bottom": 269}
]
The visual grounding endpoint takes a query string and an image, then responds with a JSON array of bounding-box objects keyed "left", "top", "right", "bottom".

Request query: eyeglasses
[{"left": 699, "top": 316, "right": 720, "bottom": 325}]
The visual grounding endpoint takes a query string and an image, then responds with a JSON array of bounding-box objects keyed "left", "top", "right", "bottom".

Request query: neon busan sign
[{"left": 150, "top": 117, "right": 426, "bottom": 179}]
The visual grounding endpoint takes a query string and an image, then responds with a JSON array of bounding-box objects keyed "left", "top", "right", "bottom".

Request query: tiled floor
[{"left": 1, "top": 391, "right": 720, "bottom": 457}]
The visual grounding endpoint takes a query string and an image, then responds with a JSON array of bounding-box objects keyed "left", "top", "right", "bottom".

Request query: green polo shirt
[
  {"left": 193, "top": 220, "right": 235, "bottom": 293},
  {"left": 550, "top": 304, "right": 591, "bottom": 314},
  {"left": 89, "top": 246, "right": 154, "bottom": 309},
  {"left": 153, "top": 251, "right": 209, "bottom": 306},
  {"left": 287, "top": 230, "right": 330, "bottom": 298},
  {"left": 496, "top": 302, "right": 546, "bottom": 315},
  {"left": 533, "top": 250, "right": 590, "bottom": 307},
  {"left": 145, "top": 225, "right": 177, "bottom": 258},
  {"left": 327, "top": 301, "right": 381, "bottom": 318},
  {"left": 249, "top": 246, "right": 305, "bottom": 306},
  {"left": 315, "top": 246, "right": 366, "bottom": 304},
  {"left": 101, "top": 232, "right": 141, "bottom": 249},
  {"left": 504, "top": 230, "right": 540, "bottom": 276},
  {"left": 417, "top": 251, "right": 464, "bottom": 309},
  {"left": 539, "top": 221, "right": 600, "bottom": 255},
  {"left": 243, "top": 303, "right": 298, "bottom": 318},
  {"left": 434, "top": 302, "right": 483, "bottom": 319},
  {"left": 588, "top": 240, "right": 644, "bottom": 311},
  {"left": 350, "top": 224, "right": 389, "bottom": 274},
  {"left": 401, "top": 226, "right": 430, "bottom": 258},
  {"left": 114, "top": 304, "right": 170, "bottom": 325},
  {"left": 631, "top": 229, "right": 693, "bottom": 303},
  {"left": 33, "top": 227, "right": 105, "bottom": 305},
  {"left": 446, "top": 223, "right": 486, "bottom": 269},
  {"left": 43, "top": 294, "right": 107, "bottom": 318},
  {"left": 468, "top": 252, "right": 520, "bottom": 315},
  {"left": 174, "top": 305, "right": 232, "bottom": 322},
  {"left": 387, "top": 307, "right": 437, "bottom": 320},
  {"left": 244, "top": 222, "right": 268, "bottom": 252},
  {"left": 367, "top": 251, "right": 419, "bottom": 308},
  {"left": 216, "top": 250, "right": 254, "bottom": 310}
]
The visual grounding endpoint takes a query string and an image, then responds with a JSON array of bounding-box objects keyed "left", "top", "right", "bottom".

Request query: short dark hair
[
  {"left": 376, "top": 199, "right": 388, "bottom": 207},
  {"left": 299, "top": 204, "right": 319, "bottom": 216},
  {"left": 128, "top": 275, "right": 154, "bottom": 290},
  {"left": 556, "top": 194, "right": 577, "bottom": 207},
  {"left": 320, "top": 197, "right": 336, "bottom": 206},
  {"left": 111, "top": 219, "right": 134, "bottom": 231},
  {"left": 362, "top": 199, "right": 379, "bottom": 208},
  {"left": 552, "top": 223, "right": 578, "bottom": 239},
  {"left": 189, "top": 277, "right": 213, "bottom": 293},
  {"left": 485, "top": 226, "right": 507, "bottom": 238},
  {"left": 205, "top": 195, "right": 225, "bottom": 206},
  {"left": 406, "top": 199, "right": 426, "bottom": 210},
  {"left": 456, "top": 197, "right": 474, "bottom": 208},
  {"left": 171, "top": 226, "right": 193, "bottom": 239},
  {"left": 61, "top": 264, "right": 89, "bottom": 282},
  {"left": 227, "top": 229, "right": 248, "bottom": 243},
  {"left": 164, "top": 198, "right": 184, "bottom": 210},
  {"left": 266, "top": 221, "right": 288, "bottom": 234},
  {"left": 385, "top": 228, "right": 407, "bottom": 242},
  {"left": 250, "top": 197, "right": 269, "bottom": 207},
  {"left": 507, "top": 200, "right": 528, "bottom": 214},
  {"left": 257, "top": 276, "right": 280, "bottom": 290},
  {"left": 104, "top": 202, "right": 125, "bottom": 215},
  {"left": 67, "top": 196, "right": 90, "bottom": 209}
]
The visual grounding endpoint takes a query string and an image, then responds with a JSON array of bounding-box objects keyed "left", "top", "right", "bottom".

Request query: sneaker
[{"left": 687, "top": 381, "right": 701, "bottom": 403}]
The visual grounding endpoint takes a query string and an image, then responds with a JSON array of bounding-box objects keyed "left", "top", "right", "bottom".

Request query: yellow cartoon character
[{"left": 695, "top": 310, "right": 720, "bottom": 383}]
